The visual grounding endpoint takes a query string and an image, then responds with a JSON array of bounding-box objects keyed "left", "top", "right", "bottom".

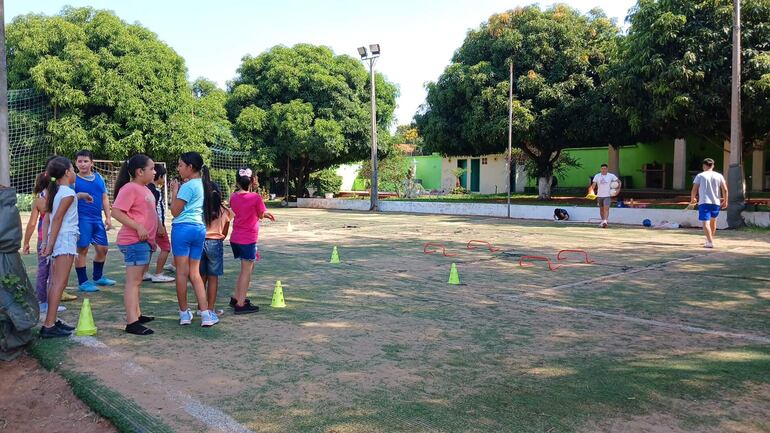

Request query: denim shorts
[
  {"left": 200, "top": 239, "right": 224, "bottom": 276},
  {"left": 171, "top": 223, "right": 206, "bottom": 260},
  {"left": 118, "top": 241, "right": 153, "bottom": 266},
  {"left": 698, "top": 203, "right": 721, "bottom": 221},
  {"left": 596, "top": 197, "right": 611, "bottom": 207},
  {"left": 231, "top": 242, "right": 258, "bottom": 261},
  {"left": 77, "top": 220, "right": 109, "bottom": 248},
  {"left": 52, "top": 232, "right": 79, "bottom": 257}
]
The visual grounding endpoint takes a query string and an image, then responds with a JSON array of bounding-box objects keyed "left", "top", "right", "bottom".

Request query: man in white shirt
[
  {"left": 690, "top": 158, "right": 728, "bottom": 248},
  {"left": 590, "top": 164, "right": 620, "bottom": 228}
]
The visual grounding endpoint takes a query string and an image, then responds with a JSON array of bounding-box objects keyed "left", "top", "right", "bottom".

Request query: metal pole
[
  {"left": 727, "top": 0, "right": 745, "bottom": 228},
  {"left": 369, "top": 58, "right": 379, "bottom": 212},
  {"left": 0, "top": 0, "right": 10, "bottom": 187},
  {"left": 507, "top": 62, "right": 513, "bottom": 219}
]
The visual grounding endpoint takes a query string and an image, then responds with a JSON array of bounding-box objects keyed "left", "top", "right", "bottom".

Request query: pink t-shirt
[
  {"left": 113, "top": 182, "right": 158, "bottom": 248},
  {"left": 229, "top": 192, "right": 266, "bottom": 245}
]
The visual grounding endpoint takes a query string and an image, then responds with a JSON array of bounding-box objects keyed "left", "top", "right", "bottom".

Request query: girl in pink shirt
[
  {"left": 228, "top": 168, "right": 274, "bottom": 314},
  {"left": 111, "top": 154, "right": 158, "bottom": 335}
]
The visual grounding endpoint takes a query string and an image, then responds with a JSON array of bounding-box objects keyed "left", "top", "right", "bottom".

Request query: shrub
[
  {"left": 16, "top": 194, "right": 34, "bottom": 212},
  {"left": 309, "top": 168, "right": 342, "bottom": 195}
]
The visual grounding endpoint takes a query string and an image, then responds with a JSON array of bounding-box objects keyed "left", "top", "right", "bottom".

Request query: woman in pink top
[
  {"left": 228, "top": 168, "right": 274, "bottom": 314},
  {"left": 111, "top": 154, "right": 158, "bottom": 335}
]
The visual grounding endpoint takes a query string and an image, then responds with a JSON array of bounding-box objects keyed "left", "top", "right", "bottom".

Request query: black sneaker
[
  {"left": 233, "top": 300, "right": 259, "bottom": 315},
  {"left": 55, "top": 320, "right": 75, "bottom": 331},
  {"left": 138, "top": 315, "right": 155, "bottom": 324},
  {"left": 125, "top": 321, "right": 154, "bottom": 335},
  {"left": 40, "top": 325, "right": 72, "bottom": 338},
  {"left": 229, "top": 297, "right": 251, "bottom": 308}
]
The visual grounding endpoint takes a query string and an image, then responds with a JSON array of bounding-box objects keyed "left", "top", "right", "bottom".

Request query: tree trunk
[{"left": 537, "top": 176, "right": 553, "bottom": 200}]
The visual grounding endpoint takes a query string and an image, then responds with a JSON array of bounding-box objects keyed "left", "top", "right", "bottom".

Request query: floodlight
[
  {"left": 369, "top": 44, "right": 380, "bottom": 55},
  {"left": 357, "top": 46, "right": 368, "bottom": 59}
]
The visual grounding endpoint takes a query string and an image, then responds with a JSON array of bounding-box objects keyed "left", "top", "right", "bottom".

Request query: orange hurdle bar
[
  {"left": 466, "top": 240, "right": 500, "bottom": 252},
  {"left": 519, "top": 255, "right": 561, "bottom": 271},
  {"left": 423, "top": 242, "right": 458, "bottom": 257},
  {"left": 556, "top": 249, "right": 593, "bottom": 264}
]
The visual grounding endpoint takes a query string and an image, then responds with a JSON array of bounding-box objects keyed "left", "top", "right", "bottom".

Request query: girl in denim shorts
[
  {"left": 199, "top": 182, "right": 233, "bottom": 318},
  {"left": 228, "top": 168, "right": 275, "bottom": 314},
  {"left": 111, "top": 154, "right": 159, "bottom": 335},
  {"left": 39, "top": 157, "right": 79, "bottom": 338}
]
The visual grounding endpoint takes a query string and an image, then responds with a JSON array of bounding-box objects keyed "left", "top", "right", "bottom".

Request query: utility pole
[
  {"left": 727, "top": 0, "right": 745, "bottom": 228},
  {"left": 357, "top": 45, "right": 381, "bottom": 211},
  {"left": 0, "top": 0, "right": 10, "bottom": 187},
  {"left": 507, "top": 61, "right": 513, "bottom": 219}
]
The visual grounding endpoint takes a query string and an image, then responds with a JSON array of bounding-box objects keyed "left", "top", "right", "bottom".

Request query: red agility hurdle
[
  {"left": 466, "top": 240, "right": 500, "bottom": 252},
  {"left": 556, "top": 249, "right": 593, "bottom": 264},
  {"left": 519, "top": 255, "right": 561, "bottom": 271},
  {"left": 423, "top": 243, "right": 458, "bottom": 257}
]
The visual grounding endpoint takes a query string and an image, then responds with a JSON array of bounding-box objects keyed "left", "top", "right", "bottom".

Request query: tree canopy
[
  {"left": 415, "top": 5, "right": 625, "bottom": 198},
  {"left": 226, "top": 44, "right": 399, "bottom": 193},
  {"left": 7, "top": 6, "right": 209, "bottom": 162},
  {"left": 612, "top": 0, "right": 770, "bottom": 149}
]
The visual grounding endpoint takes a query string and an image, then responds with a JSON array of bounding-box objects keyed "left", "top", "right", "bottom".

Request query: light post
[
  {"left": 506, "top": 61, "right": 513, "bottom": 219},
  {"left": 358, "top": 44, "right": 380, "bottom": 211},
  {"left": 727, "top": 0, "right": 745, "bottom": 228}
]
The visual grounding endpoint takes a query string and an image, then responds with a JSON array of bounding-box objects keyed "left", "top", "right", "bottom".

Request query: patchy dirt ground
[{"left": 0, "top": 353, "right": 118, "bottom": 433}]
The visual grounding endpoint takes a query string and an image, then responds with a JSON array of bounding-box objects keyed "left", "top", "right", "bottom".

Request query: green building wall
[{"left": 413, "top": 154, "right": 444, "bottom": 190}]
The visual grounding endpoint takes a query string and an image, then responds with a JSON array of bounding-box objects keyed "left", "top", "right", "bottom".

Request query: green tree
[
  {"left": 7, "top": 7, "right": 209, "bottom": 162},
  {"left": 227, "top": 44, "right": 399, "bottom": 195},
  {"left": 416, "top": 5, "right": 624, "bottom": 199},
  {"left": 613, "top": 0, "right": 770, "bottom": 150}
]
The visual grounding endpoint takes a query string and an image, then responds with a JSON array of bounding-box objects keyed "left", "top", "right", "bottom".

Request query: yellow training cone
[
  {"left": 271, "top": 280, "right": 286, "bottom": 308},
  {"left": 75, "top": 298, "right": 97, "bottom": 336},
  {"left": 287, "top": 222, "right": 293, "bottom": 233},
  {"left": 330, "top": 246, "right": 340, "bottom": 264},
  {"left": 448, "top": 263, "right": 460, "bottom": 285}
]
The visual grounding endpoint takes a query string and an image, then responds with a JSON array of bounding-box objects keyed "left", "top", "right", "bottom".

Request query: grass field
[{"left": 21, "top": 209, "right": 770, "bottom": 433}]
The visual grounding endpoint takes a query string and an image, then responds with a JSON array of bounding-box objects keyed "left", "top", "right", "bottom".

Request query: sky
[{"left": 7, "top": 0, "right": 637, "bottom": 126}]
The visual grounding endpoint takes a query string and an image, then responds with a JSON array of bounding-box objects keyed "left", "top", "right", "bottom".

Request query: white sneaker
[
  {"left": 704, "top": 241, "right": 714, "bottom": 249},
  {"left": 164, "top": 264, "right": 176, "bottom": 272},
  {"left": 200, "top": 310, "right": 218, "bottom": 327},
  {"left": 39, "top": 302, "right": 66, "bottom": 313},
  {"left": 600, "top": 220, "right": 608, "bottom": 228},
  {"left": 179, "top": 309, "right": 193, "bottom": 325},
  {"left": 151, "top": 273, "right": 175, "bottom": 283},
  {"left": 143, "top": 273, "right": 153, "bottom": 281}
]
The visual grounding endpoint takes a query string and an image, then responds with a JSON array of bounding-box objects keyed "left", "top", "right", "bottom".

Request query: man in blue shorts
[
  {"left": 74, "top": 150, "right": 116, "bottom": 291},
  {"left": 690, "top": 158, "right": 728, "bottom": 249}
]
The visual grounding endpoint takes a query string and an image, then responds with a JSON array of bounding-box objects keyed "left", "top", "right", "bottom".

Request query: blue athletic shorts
[
  {"left": 118, "top": 242, "right": 152, "bottom": 266},
  {"left": 171, "top": 223, "right": 206, "bottom": 260},
  {"left": 698, "top": 203, "right": 721, "bottom": 221},
  {"left": 77, "top": 220, "right": 108, "bottom": 248},
  {"left": 231, "top": 242, "right": 258, "bottom": 261},
  {"left": 200, "top": 239, "right": 224, "bottom": 276}
]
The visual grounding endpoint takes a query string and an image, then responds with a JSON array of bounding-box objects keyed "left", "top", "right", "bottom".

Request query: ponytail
[
  {"left": 201, "top": 164, "right": 214, "bottom": 226},
  {"left": 44, "top": 156, "right": 71, "bottom": 212},
  {"left": 114, "top": 161, "right": 131, "bottom": 200},
  {"left": 33, "top": 171, "right": 50, "bottom": 195}
]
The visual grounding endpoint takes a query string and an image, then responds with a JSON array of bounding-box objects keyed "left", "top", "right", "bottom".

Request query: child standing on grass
[
  {"left": 228, "top": 168, "right": 274, "bottom": 314},
  {"left": 199, "top": 182, "right": 233, "bottom": 319},
  {"left": 74, "top": 150, "right": 115, "bottom": 292},
  {"left": 144, "top": 164, "right": 174, "bottom": 283},
  {"left": 170, "top": 152, "right": 217, "bottom": 327},
  {"left": 39, "top": 157, "right": 79, "bottom": 338},
  {"left": 111, "top": 155, "right": 159, "bottom": 335},
  {"left": 23, "top": 172, "right": 69, "bottom": 314}
]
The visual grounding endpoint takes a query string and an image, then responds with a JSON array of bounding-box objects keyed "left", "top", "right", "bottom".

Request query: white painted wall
[
  {"left": 298, "top": 198, "right": 769, "bottom": 228},
  {"left": 441, "top": 153, "right": 509, "bottom": 194},
  {"left": 336, "top": 163, "right": 362, "bottom": 191}
]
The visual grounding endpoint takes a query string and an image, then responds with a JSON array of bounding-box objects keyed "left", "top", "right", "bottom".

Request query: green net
[
  {"left": 9, "top": 89, "right": 52, "bottom": 194},
  {"left": 210, "top": 146, "right": 251, "bottom": 193}
]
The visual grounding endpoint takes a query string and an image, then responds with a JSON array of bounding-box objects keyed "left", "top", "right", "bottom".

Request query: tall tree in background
[
  {"left": 613, "top": 0, "right": 770, "bottom": 150},
  {"left": 227, "top": 44, "right": 398, "bottom": 195},
  {"left": 416, "top": 5, "right": 625, "bottom": 198},
  {"left": 6, "top": 7, "right": 210, "bottom": 162}
]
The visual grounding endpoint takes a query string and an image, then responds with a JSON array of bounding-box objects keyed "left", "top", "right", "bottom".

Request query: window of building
[{"left": 481, "top": 157, "right": 488, "bottom": 165}]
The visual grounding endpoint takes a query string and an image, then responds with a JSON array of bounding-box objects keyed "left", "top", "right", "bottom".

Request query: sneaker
[
  {"left": 78, "top": 281, "right": 99, "bottom": 292},
  {"left": 234, "top": 300, "right": 259, "bottom": 315},
  {"left": 164, "top": 264, "right": 176, "bottom": 272},
  {"left": 704, "top": 241, "right": 714, "bottom": 249},
  {"left": 179, "top": 309, "right": 193, "bottom": 325},
  {"left": 55, "top": 319, "right": 76, "bottom": 332},
  {"left": 138, "top": 315, "right": 155, "bottom": 324},
  {"left": 125, "top": 321, "right": 154, "bottom": 335},
  {"left": 60, "top": 292, "right": 78, "bottom": 302},
  {"left": 200, "top": 310, "right": 218, "bottom": 327},
  {"left": 143, "top": 273, "right": 153, "bottom": 282},
  {"left": 94, "top": 277, "right": 116, "bottom": 286},
  {"left": 229, "top": 297, "right": 251, "bottom": 308},
  {"left": 40, "top": 325, "right": 71, "bottom": 338},
  {"left": 39, "top": 302, "right": 66, "bottom": 313},
  {"left": 600, "top": 220, "right": 608, "bottom": 228},
  {"left": 151, "top": 274, "right": 175, "bottom": 283}
]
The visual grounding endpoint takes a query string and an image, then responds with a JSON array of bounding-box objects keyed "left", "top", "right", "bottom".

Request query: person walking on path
[{"left": 690, "top": 158, "right": 728, "bottom": 248}]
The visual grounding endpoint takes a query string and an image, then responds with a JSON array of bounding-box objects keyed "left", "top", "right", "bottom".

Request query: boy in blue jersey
[{"left": 74, "top": 150, "right": 116, "bottom": 291}]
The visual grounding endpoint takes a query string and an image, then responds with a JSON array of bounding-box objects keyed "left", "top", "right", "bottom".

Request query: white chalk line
[
  {"left": 72, "top": 336, "right": 254, "bottom": 433},
  {"left": 492, "top": 294, "right": 770, "bottom": 344}
]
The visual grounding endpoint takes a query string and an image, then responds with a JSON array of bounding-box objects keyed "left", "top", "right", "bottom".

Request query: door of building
[{"left": 470, "top": 159, "right": 480, "bottom": 192}]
